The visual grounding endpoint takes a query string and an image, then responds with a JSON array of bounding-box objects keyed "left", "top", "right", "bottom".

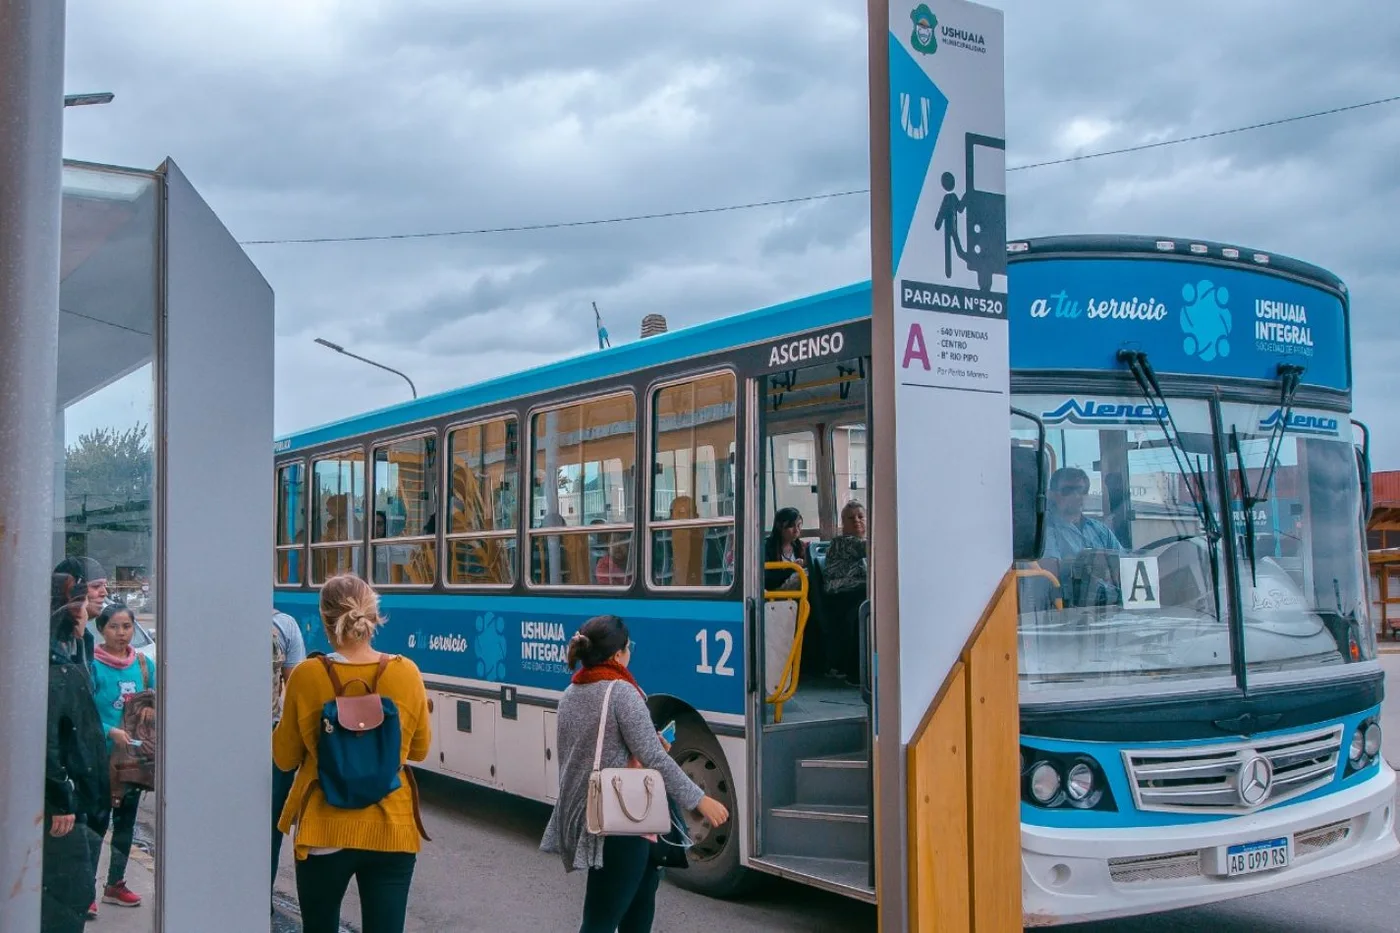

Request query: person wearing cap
[{"left": 52, "top": 556, "right": 108, "bottom": 669}]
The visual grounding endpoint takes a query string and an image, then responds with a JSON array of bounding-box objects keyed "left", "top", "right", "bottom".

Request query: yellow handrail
[
  {"left": 1014, "top": 564, "right": 1063, "bottom": 610},
  {"left": 763, "top": 561, "right": 810, "bottom": 723}
]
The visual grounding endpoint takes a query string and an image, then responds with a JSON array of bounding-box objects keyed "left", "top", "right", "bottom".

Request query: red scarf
[{"left": 571, "top": 659, "right": 645, "bottom": 698}]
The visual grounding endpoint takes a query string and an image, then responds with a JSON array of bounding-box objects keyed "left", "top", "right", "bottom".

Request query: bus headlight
[
  {"left": 1066, "top": 762, "right": 1095, "bottom": 802},
  {"left": 1364, "top": 721, "right": 1383, "bottom": 758},
  {"left": 1348, "top": 717, "right": 1383, "bottom": 773},
  {"left": 1029, "top": 762, "right": 1062, "bottom": 805},
  {"left": 1019, "top": 745, "right": 1116, "bottom": 811}
]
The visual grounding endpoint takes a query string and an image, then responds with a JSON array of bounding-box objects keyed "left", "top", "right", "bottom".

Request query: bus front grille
[
  {"left": 1121, "top": 725, "right": 1344, "bottom": 814},
  {"left": 1293, "top": 818, "right": 1352, "bottom": 857},
  {"left": 1107, "top": 850, "right": 1203, "bottom": 884}
]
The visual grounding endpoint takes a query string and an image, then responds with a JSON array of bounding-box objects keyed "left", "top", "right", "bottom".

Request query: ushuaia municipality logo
[{"left": 910, "top": 4, "right": 938, "bottom": 54}]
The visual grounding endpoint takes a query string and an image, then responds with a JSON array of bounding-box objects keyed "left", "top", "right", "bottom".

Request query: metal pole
[
  {"left": 866, "top": 0, "right": 908, "bottom": 929},
  {"left": 0, "top": 1, "right": 67, "bottom": 929},
  {"left": 314, "top": 337, "right": 418, "bottom": 399}
]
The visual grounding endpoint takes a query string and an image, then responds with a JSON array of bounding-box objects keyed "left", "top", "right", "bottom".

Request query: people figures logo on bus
[
  {"left": 933, "top": 172, "right": 968, "bottom": 279},
  {"left": 1180, "top": 279, "right": 1232, "bottom": 362}
]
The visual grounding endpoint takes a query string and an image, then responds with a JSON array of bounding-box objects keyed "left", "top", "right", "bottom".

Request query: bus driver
[{"left": 1042, "top": 467, "right": 1123, "bottom": 606}]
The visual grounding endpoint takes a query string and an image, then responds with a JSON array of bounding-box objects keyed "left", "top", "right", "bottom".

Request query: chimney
[{"left": 640, "top": 314, "right": 668, "bottom": 338}]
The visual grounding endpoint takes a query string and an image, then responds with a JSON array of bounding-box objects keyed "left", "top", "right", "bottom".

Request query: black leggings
[
  {"left": 580, "top": 836, "right": 663, "bottom": 933},
  {"left": 295, "top": 849, "right": 416, "bottom": 933},
  {"left": 87, "top": 788, "right": 141, "bottom": 887}
]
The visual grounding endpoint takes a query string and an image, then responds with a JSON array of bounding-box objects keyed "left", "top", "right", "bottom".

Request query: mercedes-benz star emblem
[{"left": 1237, "top": 755, "right": 1274, "bottom": 807}]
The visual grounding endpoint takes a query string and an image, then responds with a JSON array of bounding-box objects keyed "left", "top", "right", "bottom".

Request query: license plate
[{"left": 1226, "top": 837, "right": 1290, "bottom": 877}]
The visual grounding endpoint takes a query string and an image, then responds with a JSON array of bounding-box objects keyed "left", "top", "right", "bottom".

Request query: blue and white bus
[{"left": 273, "top": 234, "right": 1395, "bottom": 924}]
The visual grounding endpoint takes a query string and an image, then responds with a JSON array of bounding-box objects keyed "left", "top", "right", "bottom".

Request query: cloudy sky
[{"left": 60, "top": 0, "right": 1400, "bottom": 465}]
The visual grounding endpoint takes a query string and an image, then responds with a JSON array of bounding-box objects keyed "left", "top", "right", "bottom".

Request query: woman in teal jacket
[{"left": 88, "top": 604, "right": 154, "bottom": 912}]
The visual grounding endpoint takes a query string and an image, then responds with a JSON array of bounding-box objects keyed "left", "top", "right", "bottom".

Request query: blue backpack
[{"left": 310, "top": 656, "right": 429, "bottom": 839}]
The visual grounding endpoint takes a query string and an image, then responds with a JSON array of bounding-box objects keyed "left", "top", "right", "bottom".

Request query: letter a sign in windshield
[{"left": 1120, "top": 556, "right": 1162, "bottom": 610}]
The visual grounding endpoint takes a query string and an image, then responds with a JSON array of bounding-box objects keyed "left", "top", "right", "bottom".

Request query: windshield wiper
[
  {"left": 1250, "top": 363, "right": 1305, "bottom": 507},
  {"left": 1120, "top": 350, "right": 1225, "bottom": 626},
  {"left": 1118, "top": 350, "right": 1220, "bottom": 543},
  {"left": 1231, "top": 427, "right": 1260, "bottom": 585}
]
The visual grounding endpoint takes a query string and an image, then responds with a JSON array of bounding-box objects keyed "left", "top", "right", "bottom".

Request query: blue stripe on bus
[
  {"left": 274, "top": 591, "right": 747, "bottom": 715},
  {"left": 277, "top": 282, "right": 871, "bottom": 452},
  {"left": 1018, "top": 705, "right": 1381, "bottom": 829}
]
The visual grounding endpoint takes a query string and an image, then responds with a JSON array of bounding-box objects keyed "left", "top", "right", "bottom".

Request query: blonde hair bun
[{"left": 319, "top": 573, "right": 383, "bottom": 646}]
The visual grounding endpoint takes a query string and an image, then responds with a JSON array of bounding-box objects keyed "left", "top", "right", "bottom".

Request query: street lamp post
[
  {"left": 313, "top": 337, "right": 418, "bottom": 399},
  {"left": 64, "top": 91, "right": 114, "bottom": 107}
]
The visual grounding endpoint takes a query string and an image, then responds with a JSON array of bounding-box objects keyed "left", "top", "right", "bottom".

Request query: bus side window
[
  {"left": 446, "top": 417, "right": 519, "bottom": 587},
  {"left": 310, "top": 449, "right": 366, "bottom": 583},
  {"left": 371, "top": 433, "right": 440, "bottom": 586},
  {"left": 528, "top": 392, "right": 637, "bottom": 588},
  {"left": 275, "top": 461, "right": 306, "bottom": 585},
  {"left": 649, "top": 372, "right": 737, "bottom": 589}
]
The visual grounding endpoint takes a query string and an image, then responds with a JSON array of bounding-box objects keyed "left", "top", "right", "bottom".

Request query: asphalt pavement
[{"left": 102, "top": 652, "right": 1400, "bottom": 931}]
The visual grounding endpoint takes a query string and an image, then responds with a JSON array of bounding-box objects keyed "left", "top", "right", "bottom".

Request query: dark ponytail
[{"left": 566, "top": 614, "right": 630, "bottom": 669}]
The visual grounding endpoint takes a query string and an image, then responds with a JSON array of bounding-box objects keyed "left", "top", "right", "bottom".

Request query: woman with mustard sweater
[{"left": 273, "top": 574, "right": 431, "bottom": 933}]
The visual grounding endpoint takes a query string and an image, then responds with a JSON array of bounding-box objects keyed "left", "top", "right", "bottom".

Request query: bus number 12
[{"left": 695, "top": 629, "right": 735, "bottom": 676}]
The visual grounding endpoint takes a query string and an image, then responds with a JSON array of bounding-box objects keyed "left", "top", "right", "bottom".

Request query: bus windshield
[
  {"left": 1221, "top": 403, "right": 1375, "bottom": 684},
  {"left": 1013, "top": 396, "right": 1231, "bottom": 696}
]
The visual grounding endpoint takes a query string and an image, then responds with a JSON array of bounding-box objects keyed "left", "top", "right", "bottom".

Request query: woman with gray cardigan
[{"left": 541, "top": 615, "right": 730, "bottom": 933}]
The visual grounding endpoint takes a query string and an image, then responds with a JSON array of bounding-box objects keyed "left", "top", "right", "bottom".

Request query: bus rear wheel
[{"left": 667, "top": 721, "right": 753, "bottom": 898}]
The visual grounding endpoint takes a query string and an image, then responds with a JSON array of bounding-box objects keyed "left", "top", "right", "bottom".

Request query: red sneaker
[
  {"left": 87, "top": 901, "right": 98, "bottom": 919},
  {"left": 102, "top": 881, "right": 142, "bottom": 907}
]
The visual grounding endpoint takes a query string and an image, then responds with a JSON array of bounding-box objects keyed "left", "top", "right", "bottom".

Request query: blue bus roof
[
  {"left": 279, "top": 235, "right": 1351, "bottom": 453},
  {"left": 278, "top": 280, "right": 872, "bottom": 453}
]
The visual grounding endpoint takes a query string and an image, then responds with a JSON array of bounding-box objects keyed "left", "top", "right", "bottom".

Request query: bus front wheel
[{"left": 668, "top": 720, "right": 753, "bottom": 898}]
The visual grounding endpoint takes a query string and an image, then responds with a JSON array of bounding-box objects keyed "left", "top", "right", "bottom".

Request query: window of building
[
  {"left": 831, "top": 424, "right": 868, "bottom": 515},
  {"left": 787, "top": 443, "right": 812, "bottom": 486},
  {"left": 649, "top": 373, "right": 737, "bottom": 588},
  {"left": 275, "top": 461, "right": 306, "bottom": 584},
  {"left": 370, "top": 433, "right": 439, "bottom": 586},
  {"left": 765, "top": 430, "right": 819, "bottom": 535},
  {"left": 529, "top": 393, "right": 636, "bottom": 587},
  {"left": 310, "top": 449, "right": 365, "bottom": 583},
  {"left": 447, "top": 417, "right": 519, "bottom": 586}
]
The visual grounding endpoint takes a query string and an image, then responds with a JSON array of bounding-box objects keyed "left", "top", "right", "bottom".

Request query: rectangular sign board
[{"left": 887, "top": 0, "right": 1009, "bottom": 743}]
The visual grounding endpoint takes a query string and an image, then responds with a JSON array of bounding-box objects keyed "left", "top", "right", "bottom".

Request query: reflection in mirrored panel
[{"left": 46, "top": 164, "right": 159, "bottom": 932}]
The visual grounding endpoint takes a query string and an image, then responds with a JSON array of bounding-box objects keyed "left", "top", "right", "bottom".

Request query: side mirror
[
  {"left": 1010, "top": 407, "right": 1048, "bottom": 562},
  {"left": 1353, "top": 419, "right": 1373, "bottom": 522}
]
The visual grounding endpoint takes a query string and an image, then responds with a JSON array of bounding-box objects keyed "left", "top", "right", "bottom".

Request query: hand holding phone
[{"left": 660, "top": 721, "right": 677, "bottom": 745}]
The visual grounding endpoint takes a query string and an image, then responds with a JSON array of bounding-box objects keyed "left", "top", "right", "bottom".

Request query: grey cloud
[{"left": 61, "top": 0, "right": 1400, "bottom": 466}]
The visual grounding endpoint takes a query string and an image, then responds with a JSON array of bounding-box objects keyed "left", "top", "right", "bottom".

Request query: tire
[{"left": 666, "top": 720, "right": 754, "bottom": 898}]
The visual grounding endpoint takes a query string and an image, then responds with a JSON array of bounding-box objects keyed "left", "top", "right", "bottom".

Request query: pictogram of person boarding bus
[{"left": 933, "top": 132, "right": 1006, "bottom": 291}]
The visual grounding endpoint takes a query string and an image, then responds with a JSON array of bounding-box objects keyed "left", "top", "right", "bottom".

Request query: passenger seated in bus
[
  {"left": 823, "top": 501, "right": 867, "bottom": 683},
  {"left": 594, "top": 534, "right": 631, "bottom": 586},
  {"left": 764, "top": 507, "right": 809, "bottom": 591},
  {"left": 1043, "top": 467, "right": 1123, "bottom": 606}
]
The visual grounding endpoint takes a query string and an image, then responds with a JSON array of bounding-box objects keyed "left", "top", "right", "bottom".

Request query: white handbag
[{"left": 584, "top": 681, "right": 672, "bottom": 836}]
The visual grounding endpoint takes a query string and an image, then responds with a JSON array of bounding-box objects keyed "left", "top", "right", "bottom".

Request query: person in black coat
[{"left": 42, "top": 574, "right": 109, "bottom": 933}]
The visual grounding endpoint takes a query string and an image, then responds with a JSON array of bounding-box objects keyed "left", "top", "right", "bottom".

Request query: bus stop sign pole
[{"left": 866, "top": 2, "right": 1020, "bottom": 930}]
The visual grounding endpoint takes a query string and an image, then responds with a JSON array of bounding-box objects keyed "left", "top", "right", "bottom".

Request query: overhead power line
[{"left": 239, "top": 93, "right": 1400, "bottom": 247}]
